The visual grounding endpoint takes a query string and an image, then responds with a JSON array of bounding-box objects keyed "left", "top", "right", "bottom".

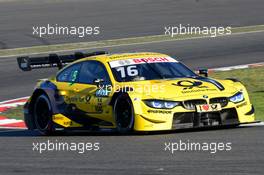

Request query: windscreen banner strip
[{"left": 109, "top": 57, "right": 178, "bottom": 68}]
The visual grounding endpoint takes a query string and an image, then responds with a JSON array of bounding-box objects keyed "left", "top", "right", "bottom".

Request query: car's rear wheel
[
  {"left": 113, "top": 94, "right": 134, "bottom": 133},
  {"left": 33, "top": 94, "right": 53, "bottom": 135}
]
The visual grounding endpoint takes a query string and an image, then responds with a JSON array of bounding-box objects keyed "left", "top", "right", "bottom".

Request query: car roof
[{"left": 76, "top": 52, "right": 174, "bottom": 63}]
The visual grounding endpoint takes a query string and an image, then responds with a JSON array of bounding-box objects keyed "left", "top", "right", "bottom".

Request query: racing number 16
[{"left": 116, "top": 66, "right": 138, "bottom": 78}]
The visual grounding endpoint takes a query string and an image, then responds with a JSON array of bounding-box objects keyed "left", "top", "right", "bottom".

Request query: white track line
[
  {"left": 210, "top": 62, "right": 264, "bottom": 72},
  {"left": 1, "top": 26, "right": 264, "bottom": 58},
  {"left": 240, "top": 122, "right": 264, "bottom": 127},
  {"left": 0, "top": 102, "right": 26, "bottom": 108},
  {"left": 0, "top": 119, "right": 24, "bottom": 125},
  {"left": 0, "top": 96, "right": 29, "bottom": 105}
]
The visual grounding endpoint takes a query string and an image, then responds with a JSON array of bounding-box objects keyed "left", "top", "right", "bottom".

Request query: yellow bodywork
[{"left": 34, "top": 52, "right": 255, "bottom": 131}]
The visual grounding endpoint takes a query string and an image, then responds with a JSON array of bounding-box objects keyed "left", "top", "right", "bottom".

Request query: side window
[
  {"left": 79, "top": 61, "right": 111, "bottom": 85},
  {"left": 57, "top": 63, "right": 81, "bottom": 82}
]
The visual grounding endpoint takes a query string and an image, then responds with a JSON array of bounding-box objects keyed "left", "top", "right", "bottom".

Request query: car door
[
  {"left": 55, "top": 62, "right": 84, "bottom": 107},
  {"left": 76, "top": 60, "right": 113, "bottom": 116},
  {"left": 55, "top": 60, "right": 114, "bottom": 125},
  {"left": 78, "top": 61, "right": 116, "bottom": 128}
]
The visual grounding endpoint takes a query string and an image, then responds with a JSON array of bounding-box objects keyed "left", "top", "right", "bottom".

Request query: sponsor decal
[
  {"left": 95, "top": 89, "right": 110, "bottom": 97},
  {"left": 172, "top": 80, "right": 216, "bottom": 93},
  {"left": 173, "top": 80, "right": 208, "bottom": 90},
  {"left": 196, "top": 103, "right": 221, "bottom": 113},
  {"left": 147, "top": 110, "right": 172, "bottom": 114},
  {"left": 236, "top": 101, "right": 247, "bottom": 108},
  {"left": 144, "top": 124, "right": 154, "bottom": 128},
  {"left": 63, "top": 121, "right": 73, "bottom": 126},
  {"left": 95, "top": 97, "right": 103, "bottom": 113},
  {"left": 69, "top": 70, "right": 79, "bottom": 86},
  {"left": 109, "top": 56, "right": 177, "bottom": 68},
  {"left": 133, "top": 57, "right": 171, "bottom": 64},
  {"left": 181, "top": 89, "right": 217, "bottom": 94},
  {"left": 65, "top": 95, "right": 91, "bottom": 104},
  {"left": 95, "top": 104, "right": 103, "bottom": 113}
]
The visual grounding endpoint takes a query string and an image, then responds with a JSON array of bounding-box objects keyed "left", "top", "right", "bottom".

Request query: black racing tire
[
  {"left": 33, "top": 94, "right": 53, "bottom": 135},
  {"left": 113, "top": 93, "right": 134, "bottom": 133},
  {"left": 24, "top": 109, "right": 36, "bottom": 130},
  {"left": 229, "top": 124, "right": 240, "bottom": 128}
]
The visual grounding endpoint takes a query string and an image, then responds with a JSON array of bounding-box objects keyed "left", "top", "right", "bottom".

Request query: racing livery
[{"left": 17, "top": 51, "right": 256, "bottom": 134}]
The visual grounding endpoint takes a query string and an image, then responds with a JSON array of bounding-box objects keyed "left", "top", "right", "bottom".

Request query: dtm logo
[{"left": 173, "top": 80, "right": 208, "bottom": 90}]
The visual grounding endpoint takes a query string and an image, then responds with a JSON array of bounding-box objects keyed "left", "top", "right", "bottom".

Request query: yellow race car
[{"left": 17, "top": 51, "right": 255, "bottom": 135}]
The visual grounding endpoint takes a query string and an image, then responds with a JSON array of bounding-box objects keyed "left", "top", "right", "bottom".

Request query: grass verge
[
  {"left": 212, "top": 67, "right": 264, "bottom": 121},
  {"left": 1, "top": 105, "right": 23, "bottom": 120}
]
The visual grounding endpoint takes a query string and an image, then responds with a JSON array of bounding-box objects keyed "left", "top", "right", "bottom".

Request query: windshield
[{"left": 109, "top": 57, "right": 197, "bottom": 82}]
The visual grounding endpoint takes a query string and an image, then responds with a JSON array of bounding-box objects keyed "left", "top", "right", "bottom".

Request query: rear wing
[{"left": 17, "top": 51, "right": 107, "bottom": 71}]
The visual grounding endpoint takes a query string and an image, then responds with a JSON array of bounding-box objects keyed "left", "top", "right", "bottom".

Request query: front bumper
[
  {"left": 133, "top": 101, "right": 256, "bottom": 131},
  {"left": 172, "top": 108, "right": 239, "bottom": 129}
]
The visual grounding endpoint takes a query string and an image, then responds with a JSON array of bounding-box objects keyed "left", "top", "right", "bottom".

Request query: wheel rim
[
  {"left": 34, "top": 97, "right": 51, "bottom": 130},
  {"left": 115, "top": 97, "right": 133, "bottom": 129}
]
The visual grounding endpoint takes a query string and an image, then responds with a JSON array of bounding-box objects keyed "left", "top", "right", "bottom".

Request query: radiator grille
[
  {"left": 210, "top": 97, "right": 228, "bottom": 107},
  {"left": 182, "top": 99, "right": 206, "bottom": 110}
]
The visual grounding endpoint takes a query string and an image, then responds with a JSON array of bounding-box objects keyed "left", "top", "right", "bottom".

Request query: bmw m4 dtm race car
[{"left": 17, "top": 51, "right": 256, "bottom": 135}]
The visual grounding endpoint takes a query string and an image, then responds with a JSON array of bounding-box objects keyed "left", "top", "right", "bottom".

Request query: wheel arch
[
  {"left": 109, "top": 87, "right": 134, "bottom": 106},
  {"left": 111, "top": 91, "right": 135, "bottom": 132},
  {"left": 25, "top": 88, "right": 58, "bottom": 129},
  {"left": 29, "top": 88, "right": 52, "bottom": 112},
  {"left": 25, "top": 89, "right": 48, "bottom": 130}
]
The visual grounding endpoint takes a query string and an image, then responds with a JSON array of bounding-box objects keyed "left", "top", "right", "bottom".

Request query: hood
[{"left": 123, "top": 77, "right": 239, "bottom": 100}]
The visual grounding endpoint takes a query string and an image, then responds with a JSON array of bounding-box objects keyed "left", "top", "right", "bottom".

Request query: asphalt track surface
[
  {"left": 0, "top": 125, "right": 263, "bottom": 175},
  {"left": 0, "top": 0, "right": 264, "bottom": 48},
  {"left": 1, "top": 31, "right": 264, "bottom": 101},
  {"left": 0, "top": 0, "right": 264, "bottom": 175}
]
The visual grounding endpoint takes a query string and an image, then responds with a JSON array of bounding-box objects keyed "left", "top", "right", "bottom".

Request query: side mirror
[
  {"left": 198, "top": 69, "right": 208, "bottom": 77},
  {"left": 93, "top": 78, "right": 104, "bottom": 87}
]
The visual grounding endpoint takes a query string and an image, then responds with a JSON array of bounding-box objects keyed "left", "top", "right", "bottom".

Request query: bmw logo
[
  {"left": 118, "top": 60, "right": 125, "bottom": 65},
  {"left": 203, "top": 95, "right": 208, "bottom": 99}
]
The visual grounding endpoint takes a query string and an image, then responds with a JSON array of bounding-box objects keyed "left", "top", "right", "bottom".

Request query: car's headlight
[
  {"left": 229, "top": 92, "right": 244, "bottom": 103},
  {"left": 144, "top": 100, "right": 179, "bottom": 109}
]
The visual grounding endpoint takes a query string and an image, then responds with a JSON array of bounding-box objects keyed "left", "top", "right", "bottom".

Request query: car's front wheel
[
  {"left": 33, "top": 94, "right": 53, "bottom": 135},
  {"left": 113, "top": 94, "right": 134, "bottom": 133}
]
